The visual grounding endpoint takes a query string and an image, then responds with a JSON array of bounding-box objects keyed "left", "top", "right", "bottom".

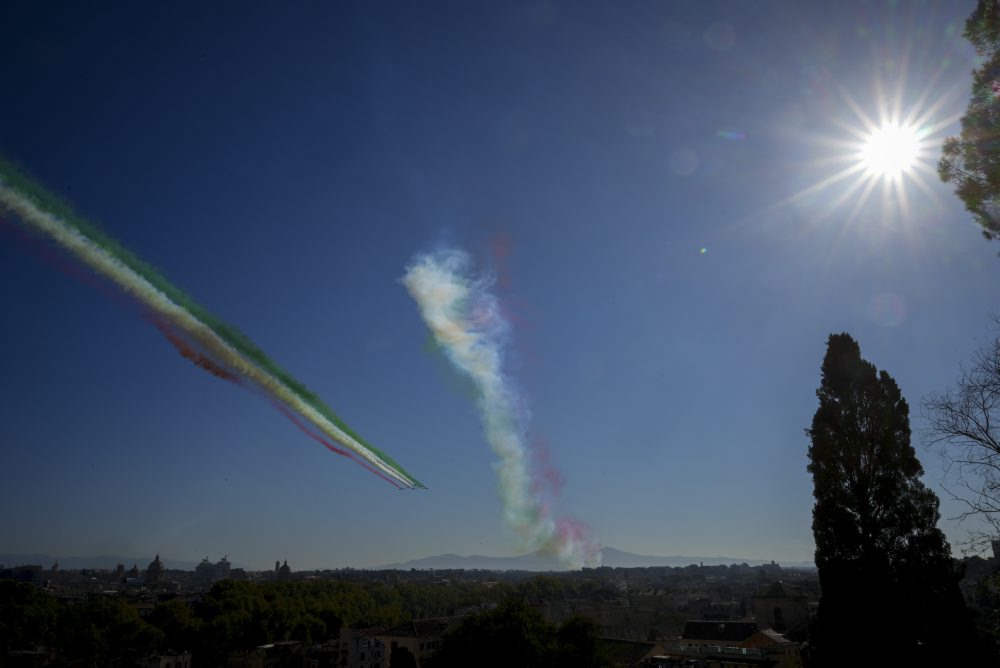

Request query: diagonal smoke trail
[
  {"left": 0, "top": 159, "right": 422, "bottom": 489},
  {"left": 403, "top": 247, "right": 599, "bottom": 567}
]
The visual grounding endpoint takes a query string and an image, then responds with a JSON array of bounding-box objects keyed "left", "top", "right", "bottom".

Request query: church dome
[{"left": 146, "top": 554, "right": 165, "bottom": 582}]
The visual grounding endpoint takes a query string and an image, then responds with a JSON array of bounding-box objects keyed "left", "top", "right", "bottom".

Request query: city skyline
[{"left": 0, "top": 546, "right": 816, "bottom": 574}]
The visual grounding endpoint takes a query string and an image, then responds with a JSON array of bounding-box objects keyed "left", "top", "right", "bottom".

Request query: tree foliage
[
  {"left": 0, "top": 583, "right": 165, "bottom": 664},
  {"left": 807, "top": 333, "right": 986, "bottom": 665},
  {"left": 0, "top": 581, "right": 58, "bottom": 654},
  {"left": 940, "top": 1, "right": 1000, "bottom": 240},
  {"left": 425, "top": 600, "right": 611, "bottom": 668},
  {"left": 60, "top": 595, "right": 164, "bottom": 664},
  {"left": 0, "top": 577, "right": 520, "bottom": 665}
]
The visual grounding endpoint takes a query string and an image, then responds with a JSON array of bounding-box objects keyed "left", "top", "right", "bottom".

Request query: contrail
[
  {"left": 403, "top": 247, "right": 599, "bottom": 567},
  {"left": 0, "top": 158, "right": 423, "bottom": 490}
]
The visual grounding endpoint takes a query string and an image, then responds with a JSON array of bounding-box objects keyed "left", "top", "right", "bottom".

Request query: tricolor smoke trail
[
  {"left": 0, "top": 158, "right": 422, "bottom": 489},
  {"left": 403, "top": 248, "right": 600, "bottom": 568}
]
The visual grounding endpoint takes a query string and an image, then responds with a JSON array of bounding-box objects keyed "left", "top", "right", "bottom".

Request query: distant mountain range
[{"left": 377, "top": 547, "right": 815, "bottom": 571}]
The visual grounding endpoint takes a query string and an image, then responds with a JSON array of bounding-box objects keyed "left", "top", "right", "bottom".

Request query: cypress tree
[{"left": 807, "top": 333, "right": 984, "bottom": 665}]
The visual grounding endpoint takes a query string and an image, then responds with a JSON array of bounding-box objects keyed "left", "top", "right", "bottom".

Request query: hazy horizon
[{"left": 0, "top": 546, "right": 815, "bottom": 573}]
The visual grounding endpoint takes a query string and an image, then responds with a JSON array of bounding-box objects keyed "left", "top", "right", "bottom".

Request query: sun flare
[
  {"left": 768, "top": 73, "right": 959, "bottom": 230},
  {"left": 860, "top": 122, "right": 921, "bottom": 178}
]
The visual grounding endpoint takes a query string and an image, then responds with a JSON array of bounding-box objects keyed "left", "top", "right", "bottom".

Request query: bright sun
[
  {"left": 860, "top": 122, "right": 921, "bottom": 178},
  {"left": 769, "top": 80, "right": 958, "bottom": 229},
  {"left": 755, "top": 37, "right": 968, "bottom": 231}
]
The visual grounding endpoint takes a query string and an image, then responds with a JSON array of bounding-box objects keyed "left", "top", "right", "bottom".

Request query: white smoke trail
[
  {"left": 403, "top": 248, "right": 600, "bottom": 567},
  {"left": 0, "top": 181, "right": 418, "bottom": 489}
]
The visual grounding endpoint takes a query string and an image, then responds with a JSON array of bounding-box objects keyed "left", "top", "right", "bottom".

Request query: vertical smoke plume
[{"left": 403, "top": 247, "right": 600, "bottom": 568}]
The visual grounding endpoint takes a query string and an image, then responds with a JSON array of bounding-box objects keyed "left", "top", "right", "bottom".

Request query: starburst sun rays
[{"left": 785, "top": 70, "right": 962, "bottom": 229}]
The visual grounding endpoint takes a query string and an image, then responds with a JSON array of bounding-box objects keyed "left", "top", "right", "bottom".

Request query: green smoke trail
[{"left": 0, "top": 156, "right": 422, "bottom": 489}]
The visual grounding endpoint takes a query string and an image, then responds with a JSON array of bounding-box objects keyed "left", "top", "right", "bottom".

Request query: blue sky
[{"left": 2, "top": 0, "right": 999, "bottom": 570}]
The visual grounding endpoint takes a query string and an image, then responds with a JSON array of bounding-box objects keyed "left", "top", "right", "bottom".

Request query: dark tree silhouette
[
  {"left": 940, "top": 1, "right": 1000, "bottom": 240},
  {"left": 807, "top": 333, "right": 985, "bottom": 665},
  {"left": 424, "top": 601, "right": 553, "bottom": 668},
  {"left": 148, "top": 598, "right": 201, "bottom": 655},
  {"left": 0, "top": 581, "right": 58, "bottom": 654},
  {"left": 424, "top": 600, "right": 610, "bottom": 668},
  {"left": 551, "top": 615, "right": 609, "bottom": 668},
  {"left": 390, "top": 645, "right": 418, "bottom": 668}
]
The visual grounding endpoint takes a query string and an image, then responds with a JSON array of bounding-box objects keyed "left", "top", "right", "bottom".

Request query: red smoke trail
[
  {"left": 0, "top": 214, "right": 139, "bottom": 309},
  {"left": 145, "top": 312, "right": 402, "bottom": 487},
  {"left": 268, "top": 398, "right": 403, "bottom": 489},
  {"left": 3, "top": 214, "right": 243, "bottom": 385},
  {"left": 147, "top": 313, "right": 402, "bottom": 487},
  {"left": 1, "top": 215, "right": 228, "bottom": 380},
  {"left": 490, "top": 233, "right": 512, "bottom": 289},
  {"left": 2, "top": 195, "right": 418, "bottom": 486},
  {"left": 554, "top": 518, "right": 600, "bottom": 554},
  {"left": 530, "top": 436, "right": 565, "bottom": 497},
  {"left": 149, "top": 317, "right": 241, "bottom": 383},
  {"left": 483, "top": 235, "right": 545, "bottom": 371},
  {"left": 149, "top": 313, "right": 403, "bottom": 487}
]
